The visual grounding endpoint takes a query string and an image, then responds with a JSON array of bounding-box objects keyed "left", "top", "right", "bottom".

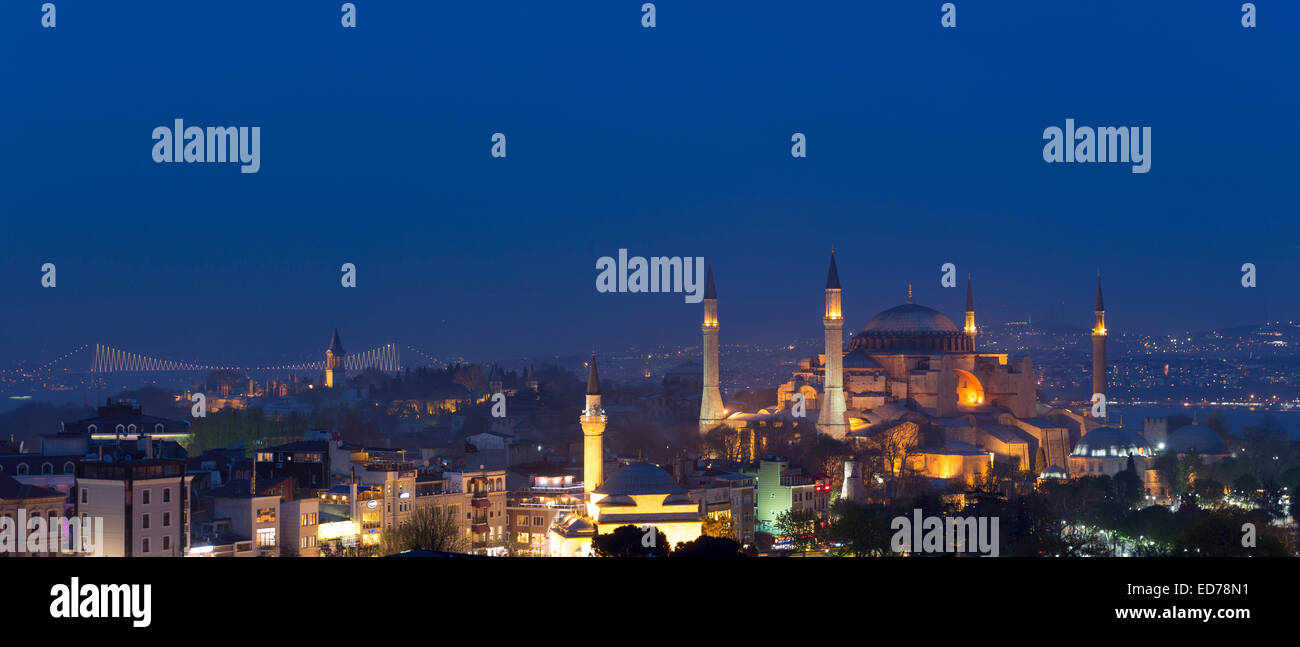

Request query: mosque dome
[
  {"left": 592, "top": 462, "right": 686, "bottom": 496},
  {"left": 1071, "top": 427, "right": 1151, "bottom": 458},
  {"left": 1165, "top": 424, "right": 1227, "bottom": 455},
  {"left": 849, "top": 302, "right": 973, "bottom": 354},
  {"left": 863, "top": 303, "right": 960, "bottom": 333}
]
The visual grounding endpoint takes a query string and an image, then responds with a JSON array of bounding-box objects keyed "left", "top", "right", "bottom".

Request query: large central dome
[
  {"left": 862, "top": 303, "right": 960, "bottom": 333},
  {"left": 849, "top": 302, "right": 973, "bottom": 354}
]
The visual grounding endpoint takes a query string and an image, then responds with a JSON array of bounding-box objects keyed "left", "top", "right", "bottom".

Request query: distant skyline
[{"left": 2, "top": 1, "right": 1298, "bottom": 366}]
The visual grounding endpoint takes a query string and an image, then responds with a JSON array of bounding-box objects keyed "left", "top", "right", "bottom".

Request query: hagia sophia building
[
  {"left": 696, "top": 252, "right": 1193, "bottom": 484},
  {"left": 545, "top": 254, "right": 1231, "bottom": 554}
]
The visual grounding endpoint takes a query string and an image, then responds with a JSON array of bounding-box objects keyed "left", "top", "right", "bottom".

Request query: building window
[
  {"left": 163, "top": 512, "right": 170, "bottom": 527},
  {"left": 16, "top": 463, "right": 28, "bottom": 476},
  {"left": 63, "top": 462, "right": 75, "bottom": 474},
  {"left": 141, "top": 538, "right": 149, "bottom": 553},
  {"left": 256, "top": 508, "right": 276, "bottom": 524},
  {"left": 155, "top": 424, "right": 164, "bottom": 434},
  {"left": 256, "top": 528, "right": 276, "bottom": 547},
  {"left": 163, "top": 488, "right": 171, "bottom": 503},
  {"left": 80, "top": 489, "right": 87, "bottom": 504},
  {"left": 142, "top": 513, "right": 150, "bottom": 529},
  {"left": 162, "top": 536, "right": 171, "bottom": 551},
  {"left": 142, "top": 489, "right": 150, "bottom": 505},
  {"left": 88, "top": 424, "right": 97, "bottom": 433},
  {"left": 41, "top": 463, "right": 53, "bottom": 475},
  {"left": 128, "top": 424, "right": 136, "bottom": 433}
]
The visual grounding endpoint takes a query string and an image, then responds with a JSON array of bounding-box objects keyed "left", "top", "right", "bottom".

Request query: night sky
[{"left": 2, "top": 1, "right": 1297, "bottom": 367}]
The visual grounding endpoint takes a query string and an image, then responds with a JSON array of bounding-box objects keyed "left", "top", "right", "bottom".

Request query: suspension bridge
[
  {"left": 85, "top": 343, "right": 405, "bottom": 374},
  {"left": 10, "top": 342, "right": 453, "bottom": 376}
]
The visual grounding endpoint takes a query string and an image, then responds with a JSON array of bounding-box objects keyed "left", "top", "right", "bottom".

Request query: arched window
[
  {"left": 41, "top": 462, "right": 53, "bottom": 475},
  {"left": 127, "top": 424, "right": 137, "bottom": 433},
  {"left": 16, "top": 463, "right": 29, "bottom": 476},
  {"left": 155, "top": 424, "right": 164, "bottom": 434},
  {"left": 88, "top": 424, "right": 97, "bottom": 433},
  {"left": 63, "top": 462, "right": 75, "bottom": 474},
  {"left": 115, "top": 424, "right": 125, "bottom": 434}
]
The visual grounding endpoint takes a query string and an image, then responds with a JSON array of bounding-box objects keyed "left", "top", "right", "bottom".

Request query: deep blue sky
[{"left": 2, "top": 1, "right": 1297, "bottom": 367}]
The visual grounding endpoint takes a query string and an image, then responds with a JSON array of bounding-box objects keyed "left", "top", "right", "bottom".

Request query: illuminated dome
[
  {"left": 1071, "top": 427, "right": 1151, "bottom": 458},
  {"left": 863, "top": 303, "right": 960, "bottom": 333},
  {"left": 592, "top": 462, "right": 686, "bottom": 496},
  {"left": 1165, "top": 424, "right": 1226, "bottom": 455},
  {"left": 849, "top": 303, "right": 973, "bottom": 353}
]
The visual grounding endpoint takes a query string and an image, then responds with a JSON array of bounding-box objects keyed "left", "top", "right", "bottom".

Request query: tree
[
  {"left": 702, "top": 514, "right": 737, "bottom": 541},
  {"left": 593, "top": 524, "right": 668, "bottom": 557},
  {"left": 1191, "top": 478, "right": 1225, "bottom": 507},
  {"left": 380, "top": 506, "right": 467, "bottom": 555},
  {"left": 1114, "top": 456, "right": 1143, "bottom": 506},
  {"left": 1232, "top": 473, "right": 1259, "bottom": 495},
  {"left": 670, "top": 535, "right": 743, "bottom": 557},
  {"left": 823, "top": 500, "right": 893, "bottom": 557},
  {"left": 774, "top": 509, "right": 819, "bottom": 555}
]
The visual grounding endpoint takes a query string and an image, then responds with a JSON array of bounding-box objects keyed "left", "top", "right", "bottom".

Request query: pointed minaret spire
[
  {"left": 1095, "top": 269, "right": 1105, "bottom": 312},
  {"left": 825, "top": 251, "right": 841, "bottom": 290},
  {"left": 586, "top": 351, "right": 600, "bottom": 396},
  {"left": 965, "top": 273, "right": 974, "bottom": 312},
  {"left": 907, "top": 284, "right": 914, "bottom": 304},
  {"left": 704, "top": 263, "right": 717, "bottom": 300}
]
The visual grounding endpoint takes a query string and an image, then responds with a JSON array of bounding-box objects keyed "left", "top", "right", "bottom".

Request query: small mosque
[{"left": 549, "top": 354, "right": 703, "bottom": 557}]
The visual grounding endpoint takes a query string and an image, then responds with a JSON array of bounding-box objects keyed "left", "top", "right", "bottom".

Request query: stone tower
[
  {"left": 964, "top": 273, "right": 977, "bottom": 347},
  {"left": 324, "top": 328, "right": 346, "bottom": 389},
  {"left": 816, "top": 252, "right": 848, "bottom": 438},
  {"left": 699, "top": 264, "right": 725, "bottom": 435},
  {"left": 581, "top": 352, "right": 607, "bottom": 515},
  {"left": 1092, "top": 271, "right": 1107, "bottom": 406},
  {"left": 842, "top": 459, "right": 865, "bottom": 502}
]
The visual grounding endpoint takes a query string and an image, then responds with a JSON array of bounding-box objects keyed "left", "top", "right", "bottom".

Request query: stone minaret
[
  {"left": 964, "top": 274, "right": 977, "bottom": 348},
  {"left": 1092, "top": 271, "right": 1107, "bottom": 403},
  {"left": 817, "top": 252, "right": 847, "bottom": 438},
  {"left": 841, "top": 459, "right": 865, "bottom": 502},
  {"left": 581, "top": 352, "right": 607, "bottom": 515},
  {"left": 324, "top": 328, "right": 346, "bottom": 388},
  {"left": 699, "top": 264, "right": 725, "bottom": 435}
]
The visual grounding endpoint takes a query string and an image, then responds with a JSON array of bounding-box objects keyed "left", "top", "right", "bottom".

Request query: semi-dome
[
  {"left": 1071, "top": 427, "right": 1151, "bottom": 458},
  {"left": 592, "top": 462, "right": 685, "bottom": 496},
  {"left": 849, "top": 302, "right": 973, "bottom": 353},
  {"left": 1165, "top": 424, "right": 1227, "bottom": 455}
]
